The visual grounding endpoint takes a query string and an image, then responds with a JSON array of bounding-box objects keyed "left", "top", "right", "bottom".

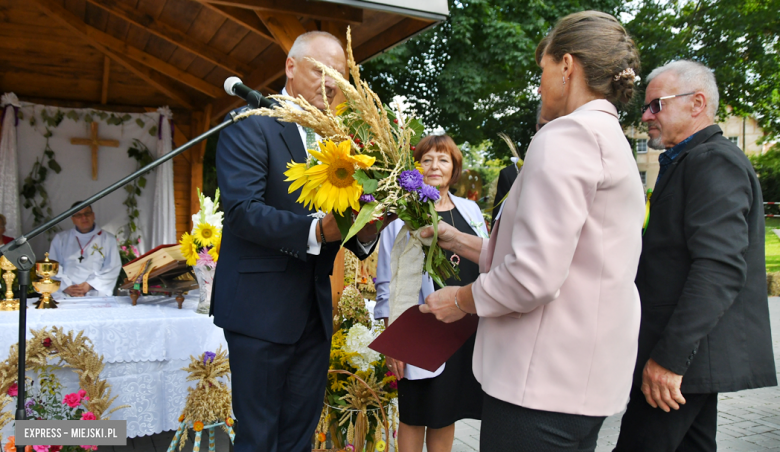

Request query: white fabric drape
[
  {"left": 0, "top": 93, "right": 22, "bottom": 238},
  {"left": 150, "top": 106, "right": 177, "bottom": 248}
]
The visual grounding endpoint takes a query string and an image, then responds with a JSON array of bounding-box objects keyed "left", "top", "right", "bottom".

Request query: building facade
[{"left": 629, "top": 114, "right": 771, "bottom": 190}]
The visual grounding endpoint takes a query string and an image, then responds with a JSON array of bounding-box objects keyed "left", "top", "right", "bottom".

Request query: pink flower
[
  {"left": 121, "top": 246, "right": 127, "bottom": 252},
  {"left": 131, "top": 246, "right": 139, "bottom": 255},
  {"left": 80, "top": 446, "right": 97, "bottom": 451},
  {"left": 137, "top": 238, "right": 141, "bottom": 243},
  {"left": 80, "top": 412, "right": 96, "bottom": 421},
  {"left": 62, "top": 393, "right": 81, "bottom": 408},
  {"left": 77, "top": 389, "right": 87, "bottom": 399},
  {"left": 195, "top": 249, "right": 215, "bottom": 269},
  {"left": 7, "top": 383, "right": 18, "bottom": 397},
  {"left": 32, "top": 446, "right": 49, "bottom": 452}
]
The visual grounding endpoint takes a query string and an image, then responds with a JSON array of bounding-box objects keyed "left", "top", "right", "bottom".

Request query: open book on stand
[{"left": 120, "top": 244, "right": 197, "bottom": 309}]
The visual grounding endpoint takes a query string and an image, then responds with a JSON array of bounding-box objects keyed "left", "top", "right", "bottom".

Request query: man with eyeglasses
[
  {"left": 614, "top": 60, "right": 776, "bottom": 451},
  {"left": 48, "top": 202, "right": 121, "bottom": 298}
]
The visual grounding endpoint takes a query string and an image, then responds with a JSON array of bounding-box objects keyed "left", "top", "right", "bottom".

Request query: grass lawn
[{"left": 766, "top": 217, "right": 780, "bottom": 273}]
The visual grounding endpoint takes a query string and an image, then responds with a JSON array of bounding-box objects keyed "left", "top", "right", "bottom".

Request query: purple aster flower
[
  {"left": 359, "top": 194, "right": 375, "bottom": 203},
  {"left": 398, "top": 170, "right": 424, "bottom": 192},
  {"left": 418, "top": 184, "right": 441, "bottom": 203},
  {"left": 203, "top": 351, "right": 216, "bottom": 364},
  {"left": 25, "top": 399, "right": 34, "bottom": 416}
]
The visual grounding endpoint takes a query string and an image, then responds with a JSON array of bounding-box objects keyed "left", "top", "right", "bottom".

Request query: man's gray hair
[
  {"left": 646, "top": 60, "right": 719, "bottom": 118},
  {"left": 288, "top": 31, "right": 343, "bottom": 60}
]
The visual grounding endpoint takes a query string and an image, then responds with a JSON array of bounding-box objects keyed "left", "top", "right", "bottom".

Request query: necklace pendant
[{"left": 78, "top": 256, "right": 84, "bottom": 263}]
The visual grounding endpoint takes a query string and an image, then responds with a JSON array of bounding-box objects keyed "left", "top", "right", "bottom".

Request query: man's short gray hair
[
  {"left": 646, "top": 60, "right": 719, "bottom": 118},
  {"left": 287, "top": 31, "right": 343, "bottom": 60}
]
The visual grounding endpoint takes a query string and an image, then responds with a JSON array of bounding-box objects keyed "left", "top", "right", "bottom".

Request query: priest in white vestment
[{"left": 49, "top": 203, "right": 121, "bottom": 297}]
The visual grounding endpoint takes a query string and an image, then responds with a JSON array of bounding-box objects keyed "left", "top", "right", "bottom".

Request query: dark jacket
[
  {"left": 211, "top": 109, "right": 373, "bottom": 344},
  {"left": 491, "top": 164, "right": 519, "bottom": 228},
  {"left": 634, "top": 124, "right": 776, "bottom": 393}
]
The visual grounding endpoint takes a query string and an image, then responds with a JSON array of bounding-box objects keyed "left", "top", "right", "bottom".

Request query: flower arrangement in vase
[{"left": 179, "top": 189, "right": 222, "bottom": 314}]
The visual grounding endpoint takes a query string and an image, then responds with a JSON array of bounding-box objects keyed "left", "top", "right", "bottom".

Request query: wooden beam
[
  {"left": 354, "top": 17, "right": 433, "bottom": 63},
  {"left": 210, "top": 42, "right": 287, "bottom": 120},
  {"left": 86, "top": 0, "right": 253, "bottom": 77},
  {"left": 196, "top": 1, "right": 275, "bottom": 41},
  {"left": 206, "top": 0, "right": 363, "bottom": 24},
  {"left": 101, "top": 55, "right": 110, "bottom": 104},
  {"left": 31, "top": 0, "right": 223, "bottom": 99},
  {"left": 321, "top": 21, "right": 348, "bottom": 47},
  {"left": 257, "top": 12, "right": 307, "bottom": 54}
]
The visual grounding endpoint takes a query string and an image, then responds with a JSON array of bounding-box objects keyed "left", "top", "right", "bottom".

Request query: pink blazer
[{"left": 471, "top": 100, "right": 645, "bottom": 416}]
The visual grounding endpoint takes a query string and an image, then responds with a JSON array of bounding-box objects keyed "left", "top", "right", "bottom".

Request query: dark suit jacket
[
  {"left": 212, "top": 108, "right": 373, "bottom": 344},
  {"left": 491, "top": 164, "right": 519, "bottom": 228},
  {"left": 635, "top": 124, "right": 776, "bottom": 393}
]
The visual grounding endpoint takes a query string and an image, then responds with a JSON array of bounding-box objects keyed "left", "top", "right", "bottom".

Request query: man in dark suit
[
  {"left": 491, "top": 108, "right": 547, "bottom": 228},
  {"left": 212, "top": 31, "right": 379, "bottom": 452},
  {"left": 614, "top": 60, "right": 776, "bottom": 451}
]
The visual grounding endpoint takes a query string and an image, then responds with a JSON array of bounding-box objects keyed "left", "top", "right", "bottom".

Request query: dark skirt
[{"left": 397, "top": 333, "right": 483, "bottom": 428}]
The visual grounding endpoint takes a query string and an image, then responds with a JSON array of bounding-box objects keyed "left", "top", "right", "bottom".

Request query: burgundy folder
[{"left": 369, "top": 306, "right": 480, "bottom": 372}]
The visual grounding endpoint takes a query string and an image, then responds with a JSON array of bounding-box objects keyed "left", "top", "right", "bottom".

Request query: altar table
[{"left": 0, "top": 294, "right": 227, "bottom": 438}]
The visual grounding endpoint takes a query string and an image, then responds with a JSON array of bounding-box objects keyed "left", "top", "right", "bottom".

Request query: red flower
[
  {"left": 62, "top": 393, "right": 81, "bottom": 408},
  {"left": 42, "top": 338, "right": 52, "bottom": 348},
  {"left": 50, "top": 447, "right": 62, "bottom": 452},
  {"left": 80, "top": 412, "right": 96, "bottom": 421},
  {"left": 7, "top": 383, "right": 18, "bottom": 397}
]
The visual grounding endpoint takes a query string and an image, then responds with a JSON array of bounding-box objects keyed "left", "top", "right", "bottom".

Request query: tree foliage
[
  {"left": 362, "top": 0, "right": 780, "bottom": 160},
  {"left": 623, "top": 0, "right": 780, "bottom": 140},
  {"left": 361, "top": 0, "right": 623, "bottom": 160}
]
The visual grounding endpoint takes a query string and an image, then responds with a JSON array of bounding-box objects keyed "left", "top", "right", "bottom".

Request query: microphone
[{"left": 223, "top": 76, "right": 275, "bottom": 109}]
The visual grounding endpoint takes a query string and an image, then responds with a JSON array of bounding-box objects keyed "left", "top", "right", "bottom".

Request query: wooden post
[
  {"left": 189, "top": 105, "right": 211, "bottom": 228},
  {"left": 330, "top": 248, "right": 346, "bottom": 310}
]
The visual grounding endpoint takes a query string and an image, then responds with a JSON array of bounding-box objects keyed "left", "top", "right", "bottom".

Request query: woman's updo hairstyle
[{"left": 535, "top": 11, "right": 641, "bottom": 104}]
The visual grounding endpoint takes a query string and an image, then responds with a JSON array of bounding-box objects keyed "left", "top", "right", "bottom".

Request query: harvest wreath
[{"left": 0, "top": 327, "right": 128, "bottom": 446}]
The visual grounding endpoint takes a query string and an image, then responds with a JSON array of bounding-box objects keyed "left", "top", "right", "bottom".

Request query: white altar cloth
[{"left": 0, "top": 294, "right": 228, "bottom": 438}]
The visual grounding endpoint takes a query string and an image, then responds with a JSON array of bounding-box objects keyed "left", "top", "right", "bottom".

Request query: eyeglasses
[
  {"left": 641, "top": 92, "right": 695, "bottom": 114},
  {"left": 72, "top": 211, "right": 94, "bottom": 219}
]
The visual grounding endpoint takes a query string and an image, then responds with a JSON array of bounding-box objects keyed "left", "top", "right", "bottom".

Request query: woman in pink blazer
[{"left": 420, "top": 11, "right": 645, "bottom": 451}]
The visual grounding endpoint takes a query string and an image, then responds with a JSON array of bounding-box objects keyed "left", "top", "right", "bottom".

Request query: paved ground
[{"left": 446, "top": 298, "right": 780, "bottom": 452}]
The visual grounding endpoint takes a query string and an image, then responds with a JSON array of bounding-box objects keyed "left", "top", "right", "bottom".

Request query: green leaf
[
  {"left": 124, "top": 185, "right": 134, "bottom": 193},
  {"left": 136, "top": 118, "right": 145, "bottom": 128},
  {"left": 138, "top": 177, "right": 146, "bottom": 188},
  {"left": 98, "top": 112, "right": 108, "bottom": 120},
  {"left": 16, "top": 110, "right": 23, "bottom": 120},
  {"left": 135, "top": 188, "right": 141, "bottom": 196},
  {"left": 29, "top": 117, "right": 35, "bottom": 126},
  {"left": 84, "top": 115, "right": 93, "bottom": 123},
  {"left": 408, "top": 118, "right": 425, "bottom": 145},
  {"left": 333, "top": 211, "right": 352, "bottom": 242},
  {"left": 43, "top": 129, "right": 52, "bottom": 138},
  {"left": 149, "top": 125, "right": 158, "bottom": 136},
  {"left": 341, "top": 202, "right": 378, "bottom": 246},
  {"left": 122, "top": 114, "right": 132, "bottom": 122},
  {"left": 44, "top": 150, "right": 54, "bottom": 159},
  {"left": 48, "top": 159, "right": 62, "bottom": 173},
  {"left": 133, "top": 209, "right": 139, "bottom": 218},
  {"left": 66, "top": 110, "right": 80, "bottom": 121}
]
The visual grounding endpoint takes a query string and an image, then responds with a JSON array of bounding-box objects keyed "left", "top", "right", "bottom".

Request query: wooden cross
[{"left": 70, "top": 122, "right": 120, "bottom": 180}]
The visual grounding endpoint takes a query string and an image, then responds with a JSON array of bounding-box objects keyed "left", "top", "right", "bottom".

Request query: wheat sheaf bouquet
[{"left": 236, "top": 29, "right": 458, "bottom": 292}]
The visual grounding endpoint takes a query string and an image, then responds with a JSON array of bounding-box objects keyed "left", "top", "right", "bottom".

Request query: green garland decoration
[{"left": 17, "top": 106, "right": 158, "bottom": 242}]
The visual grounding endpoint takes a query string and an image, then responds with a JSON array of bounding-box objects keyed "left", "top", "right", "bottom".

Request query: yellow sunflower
[
  {"left": 284, "top": 140, "right": 375, "bottom": 214},
  {"left": 179, "top": 232, "right": 198, "bottom": 266},
  {"left": 208, "top": 233, "right": 221, "bottom": 263},
  {"left": 193, "top": 222, "right": 217, "bottom": 247},
  {"left": 335, "top": 101, "right": 349, "bottom": 116}
]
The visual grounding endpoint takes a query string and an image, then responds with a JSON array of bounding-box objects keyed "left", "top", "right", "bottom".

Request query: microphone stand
[{"left": 0, "top": 108, "right": 246, "bottom": 448}]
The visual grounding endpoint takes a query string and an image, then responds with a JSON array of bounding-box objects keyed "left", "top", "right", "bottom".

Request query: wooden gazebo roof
[{"left": 0, "top": 0, "right": 445, "bottom": 121}]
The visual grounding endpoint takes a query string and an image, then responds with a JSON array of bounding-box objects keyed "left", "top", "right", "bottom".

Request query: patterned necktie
[{"left": 303, "top": 126, "right": 317, "bottom": 151}]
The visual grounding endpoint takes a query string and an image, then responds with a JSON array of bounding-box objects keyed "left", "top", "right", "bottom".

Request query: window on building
[
  {"left": 639, "top": 171, "right": 647, "bottom": 185},
  {"left": 728, "top": 136, "right": 739, "bottom": 146},
  {"left": 636, "top": 139, "right": 648, "bottom": 154}
]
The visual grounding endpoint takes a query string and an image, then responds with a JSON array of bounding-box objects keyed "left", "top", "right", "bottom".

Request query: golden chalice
[
  {"left": 0, "top": 255, "right": 20, "bottom": 311},
  {"left": 33, "top": 253, "right": 60, "bottom": 309}
]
